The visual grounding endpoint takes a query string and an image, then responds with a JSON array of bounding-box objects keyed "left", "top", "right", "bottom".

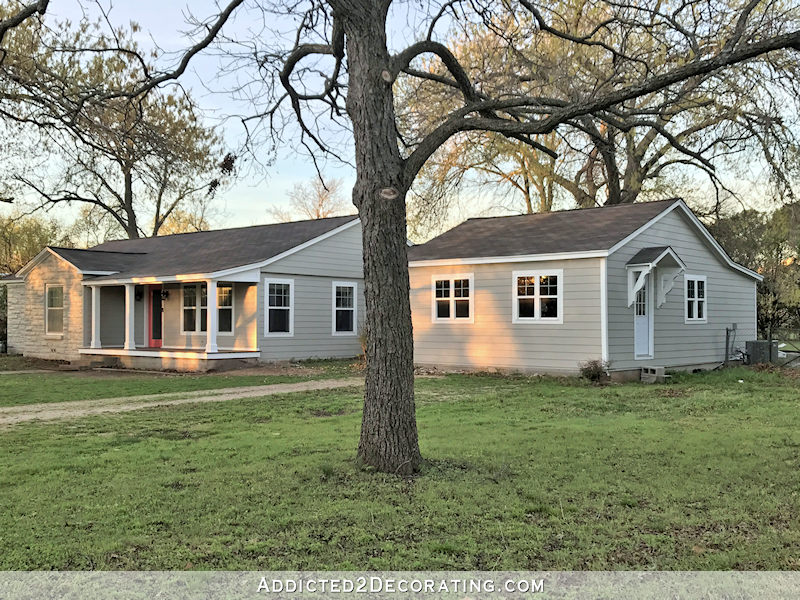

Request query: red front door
[{"left": 149, "top": 286, "right": 163, "bottom": 348}]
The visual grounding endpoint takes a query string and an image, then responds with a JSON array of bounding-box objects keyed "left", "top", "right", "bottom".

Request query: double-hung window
[
  {"left": 45, "top": 284, "right": 64, "bottom": 334},
  {"left": 332, "top": 282, "right": 357, "bottom": 335},
  {"left": 512, "top": 270, "right": 563, "bottom": 323},
  {"left": 685, "top": 275, "right": 707, "bottom": 322},
  {"left": 217, "top": 284, "right": 234, "bottom": 334},
  {"left": 432, "top": 274, "right": 473, "bottom": 322},
  {"left": 182, "top": 285, "right": 198, "bottom": 332},
  {"left": 265, "top": 278, "right": 293, "bottom": 336},
  {"left": 183, "top": 283, "right": 233, "bottom": 333}
]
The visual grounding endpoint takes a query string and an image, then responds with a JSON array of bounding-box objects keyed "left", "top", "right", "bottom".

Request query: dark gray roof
[
  {"left": 0, "top": 273, "right": 21, "bottom": 281},
  {"left": 49, "top": 248, "right": 146, "bottom": 273},
  {"left": 407, "top": 199, "right": 681, "bottom": 261},
  {"left": 626, "top": 246, "right": 672, "bottom": 265},
  {"left": 52, "top": 215, "right": 358, "bottom": 279}
]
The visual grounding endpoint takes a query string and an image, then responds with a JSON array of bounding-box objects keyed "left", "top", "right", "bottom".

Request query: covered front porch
[{"left": 79, "top": 278, "right": 260, "bottom": 371}]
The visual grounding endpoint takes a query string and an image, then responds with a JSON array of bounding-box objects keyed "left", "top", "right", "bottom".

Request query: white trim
[
  {"left": 79, "top": 218, "right": 361, "bottom": 287},
  {"left": 600, "top": 258, "right": 608, "bottom": 363},
  {"left": 626, "top": 246, "right": 687, "bottom": 271},
  {"left": 430, "top": 273, "right": 475, "bottom": 324},
  {"left": 90, "top": 285, "right": 101, "bottom": 349},
  {"left": 511, "top": 269, "right": 564, "bottom": 325},
  {"left": 410, "top": 250, "right": 607, "bottom": 268},
  {"left": 45, "top": 283, "right": 65, "bottom": 335},
  {"left": 633, "top": 271, "right": 655, "bottom": 360},
  {"left": 179, "top": 283, "right": 205, "bottom": 335},
  {"left": 264, "top": 277, "right": 294, "bottom": 337},
  {"left": 78, "top": 348, "right": 260, "bottom": 359},
  {"left": 216, "top": 283, "right": 235, "bottom": 336},
  {"left": 609, "top": 200, "right": 762, "bottom": 281},
  {"left": 331, "top": 281, "right": 358, "bottom": 336},
  {"left": 684, "top": 274, "right": 708, "bottom": 324},
  {"left": 124, "top": 283, "right": 136, "bottom": 350},
  {"left": 18, "top": 248, "right": 68, "bottom": 278}
]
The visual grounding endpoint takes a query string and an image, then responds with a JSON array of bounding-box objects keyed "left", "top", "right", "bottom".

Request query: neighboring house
[
  {"left": 3, "top": 216, "right": 364, "bottom": 371},
  {"left": 407, "top": 199, "right": 762, "bottom": 377}
]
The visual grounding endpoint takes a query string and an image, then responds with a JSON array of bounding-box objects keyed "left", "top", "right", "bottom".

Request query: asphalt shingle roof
[
  {"left": 51, "top": 215, "right": 358, "bottom": 279},
  {"left": 626, "top": 246, "right": 674, "bottom": 265},
  {"left": 407, "top": 199, "right": 681, "bottom": 262}
]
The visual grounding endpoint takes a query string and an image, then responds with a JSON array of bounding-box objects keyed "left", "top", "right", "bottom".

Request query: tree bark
[
  {"left": 338, "top": 0, "right": 422, "bottom": 474},
  {"left": 122, "top": 166, "right": 139, "bottom": 238}
]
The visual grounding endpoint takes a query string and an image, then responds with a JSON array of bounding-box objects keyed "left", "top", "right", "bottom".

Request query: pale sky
[{"left": 3, "top": 0, "right": 779, "bottom": 234}]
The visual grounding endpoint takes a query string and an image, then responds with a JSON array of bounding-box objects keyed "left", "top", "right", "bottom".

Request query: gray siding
[
  {"left": 607, "top": 208, "right": 757, "bottom": 371},
  {"left": 162, "top": 282, "right": 258, "bottom": 351},
  {"left": 410, "top": 259, "right": 604, "bottom": 374},
  {"left": 258, "top": 273, "right": 364, "bottom": 361},
  {"left": 265, "top": 220, "right": 363, "bottom": 279},
  {"left": 99, "top": 286, "right": 125, "bottom": 347}
]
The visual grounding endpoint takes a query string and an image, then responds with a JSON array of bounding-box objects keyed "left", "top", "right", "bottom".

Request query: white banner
[{"left": 1, "top": 571, "right": 798, "bottom": 599}]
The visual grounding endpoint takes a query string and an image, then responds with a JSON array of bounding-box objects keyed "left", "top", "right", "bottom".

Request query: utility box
[{"left": 745, "top": 340, "right": 778, "bottom": 364}]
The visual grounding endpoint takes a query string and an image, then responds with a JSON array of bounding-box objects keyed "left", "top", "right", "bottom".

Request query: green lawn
[
  {"left": 0, "top": 357, "right": 360, "bottom": 407},
  {"left": 1, "top": 367, "right": 799, "bottom": 570}
]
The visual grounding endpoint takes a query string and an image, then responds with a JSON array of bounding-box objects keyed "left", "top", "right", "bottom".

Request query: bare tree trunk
[
  {"left": 122, "top": 167, "right": 139, "bottom": 239},
  {"left": 340, "top": 0, "right": 421, "bottom": 474}
]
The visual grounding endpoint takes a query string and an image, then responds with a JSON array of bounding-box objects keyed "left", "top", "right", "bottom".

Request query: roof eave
[
  {"left": 408, "top": 249, "right": 609, "bottom": 267},
  {"left": 81, "top": 217, "right": 362, "bottom": 285}
]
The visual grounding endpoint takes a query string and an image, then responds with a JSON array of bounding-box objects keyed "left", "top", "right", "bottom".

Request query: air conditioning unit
[{"left": 745, "top": 340, "right": 778, "bottom": 364}]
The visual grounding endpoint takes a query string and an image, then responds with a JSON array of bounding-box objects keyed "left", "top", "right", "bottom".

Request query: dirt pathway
[{"left": 0, "top": 377, "right": 364, "bottom": 427}]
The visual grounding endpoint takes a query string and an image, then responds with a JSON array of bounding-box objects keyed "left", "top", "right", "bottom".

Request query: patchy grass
[
  {"left": 0, "top": 367, "right": 799, "bottom": 570},
  {"left": 0, "top": 354, "right": 67, "bottom": 371},
  {"left": 0, "top": 357, "right": 361, "bottom": 407}
]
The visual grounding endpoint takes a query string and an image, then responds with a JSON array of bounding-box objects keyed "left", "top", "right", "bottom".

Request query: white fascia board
[
  {"left": 15, "top": 248, "right": 64, "bottom": 278},
  {"left": 627, "top": 247, "right": 687, "bottom": 271},
  {"left": 80, "top": 218, "right": 361, "bottom": 286},
  {"left": 408, "top": 249, "right": 608, "bottom": 268},
  {"left": 609, "top": 200, "right": 762, "bottom": 282}
]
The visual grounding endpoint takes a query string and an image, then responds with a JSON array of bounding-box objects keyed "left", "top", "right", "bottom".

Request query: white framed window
[
  {"left": 45, "top": 284, "right": 64, "bottom": 334},
  {"left": 431, "top": 274, "right": 474, "bottom": 323},
  {"left": 265, "top": 278, "right": 294, "bottom": 337},
  {"left": 512, "top": 269, "right": 563, "bottom": 324},
  {"left": 182, "top": 283, "right": 233, "bottom": 334},
  {"left": 217, "top": 284, "right": 234, "bottom": 334},
  {"left": 332, "top": 281, "right": 357, "bottom": 336},
  {"left": 685, "top": 274, "right": 707, "bottom": 323}
]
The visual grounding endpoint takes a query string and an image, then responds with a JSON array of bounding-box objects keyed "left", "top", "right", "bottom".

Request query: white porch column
[
  {"left": 124, "top": 283, "right": 136, "bottom": 350},
  {"left": 90, "top": 285, "right": 101, "bottom": 349},
  {"left": 205, "top": 279, "right": 218, "bottom": 353}
]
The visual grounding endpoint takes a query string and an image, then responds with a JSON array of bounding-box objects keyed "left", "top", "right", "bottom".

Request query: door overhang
[{"left": 626, "top": 246, "right": 686, "bottom": 308}]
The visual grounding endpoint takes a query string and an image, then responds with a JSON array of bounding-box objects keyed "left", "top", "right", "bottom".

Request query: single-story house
[
  {"left": 3, "top": 216, "right": 364, "bottom": 371},
  {"left": 407, "top": 199, "right": 762, "bottom": 377}
]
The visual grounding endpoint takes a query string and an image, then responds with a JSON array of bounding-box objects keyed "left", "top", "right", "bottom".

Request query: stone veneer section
[{"left": 7, "top": 253, "right": 84, "bottom": 361}]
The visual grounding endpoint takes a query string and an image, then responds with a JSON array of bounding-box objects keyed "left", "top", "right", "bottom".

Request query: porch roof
[{"left": 46, "top": 215, "right": 359, "bottom": 282}]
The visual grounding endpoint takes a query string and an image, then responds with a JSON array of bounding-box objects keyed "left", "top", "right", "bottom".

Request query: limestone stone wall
[{"left": 7, "top": 253, "right": 84, "bottom": 361}]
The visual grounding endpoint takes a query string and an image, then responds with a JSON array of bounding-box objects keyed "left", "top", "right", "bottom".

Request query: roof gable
[
  {"left": 408, "top": 200, "right": 679, "bottom": 262},
  {"left": 408, "top": 199, "right": 761, "bottom": 281},
  {"left": 15, "top": 215, "right": 360, "bottom": 281}
]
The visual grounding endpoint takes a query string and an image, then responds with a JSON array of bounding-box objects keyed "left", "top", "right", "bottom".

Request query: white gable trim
[
  {"left": 608, "top": 200, "right": 762, "bottom": 281},
  {"left": 79, "top": 218, "right": 361, "bottom": 286},
  {"left": 16, "top": 248, "right": 84, "bottom": 278},
  {"left": 626, "top": 246, "right": 686, "bottom": 271}
]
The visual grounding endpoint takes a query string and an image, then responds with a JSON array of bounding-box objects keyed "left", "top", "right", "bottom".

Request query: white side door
[{"left": 634, "top": 274, "right": 651, "bottom": 358}]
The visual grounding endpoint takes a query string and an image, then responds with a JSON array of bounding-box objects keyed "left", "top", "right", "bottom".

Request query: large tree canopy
[
  {"left": 0, "top": 6, "right": 232, "bottom": 238},
  {"left": 396, "top": 1, "right": 800, "bottom": 235},
  {"left": 3, "top": 0, "right": 800, "bottom": 473}
]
